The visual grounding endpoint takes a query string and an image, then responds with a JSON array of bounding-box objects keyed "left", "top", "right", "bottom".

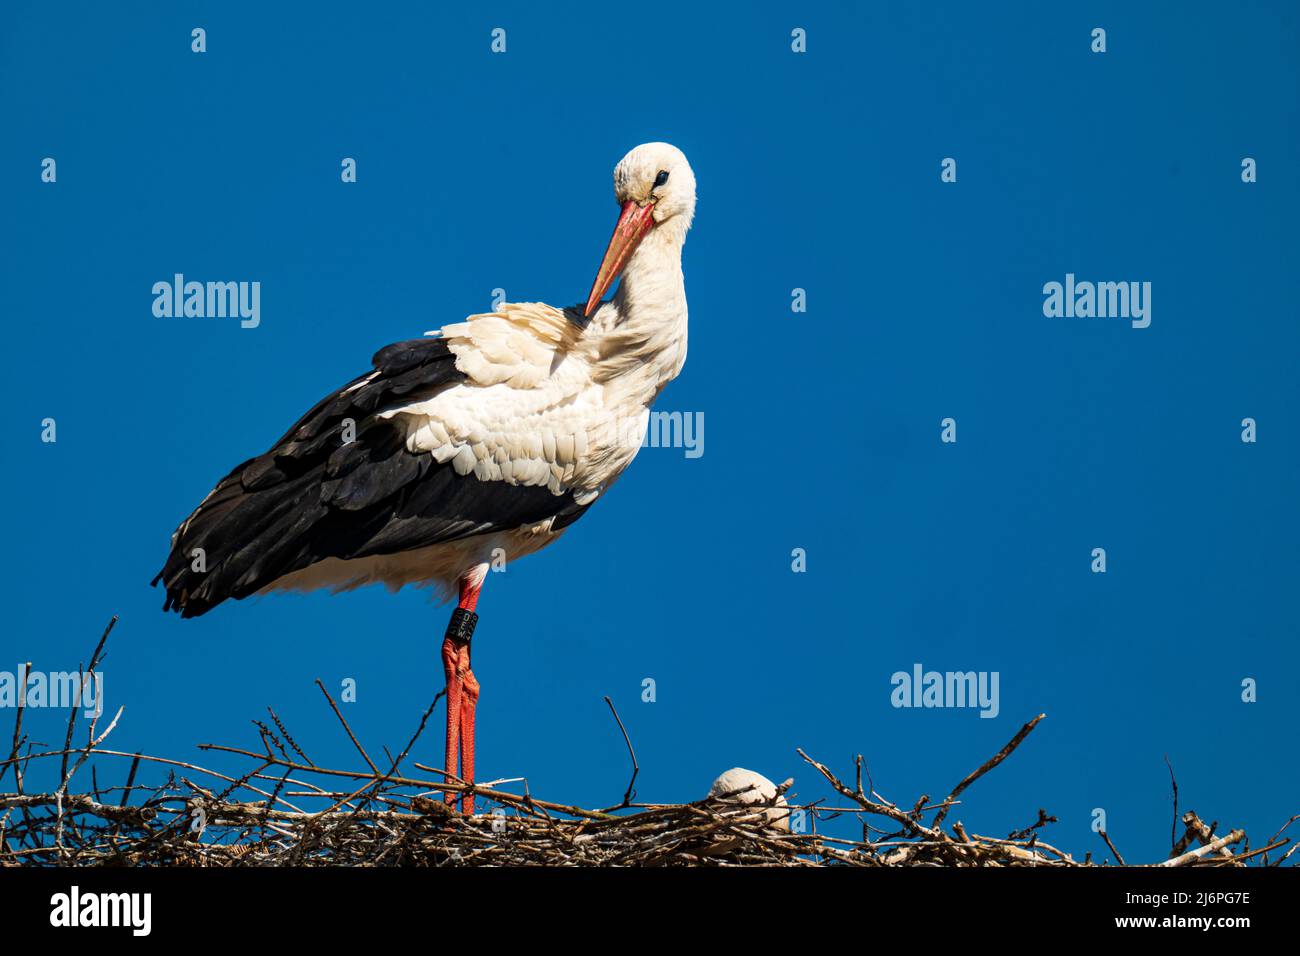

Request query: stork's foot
[{"left": 441, "top": 606, "right": 479, "bottom": 815}]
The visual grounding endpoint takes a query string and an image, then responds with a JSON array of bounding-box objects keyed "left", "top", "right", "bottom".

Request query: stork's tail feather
[{"left": 153, "top": 461, "right": 320, "bottom": 618}]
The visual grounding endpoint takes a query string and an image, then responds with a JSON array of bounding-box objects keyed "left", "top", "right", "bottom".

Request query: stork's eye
[{"left": 653, "top": 170, "right": 670, "bottom": 188}]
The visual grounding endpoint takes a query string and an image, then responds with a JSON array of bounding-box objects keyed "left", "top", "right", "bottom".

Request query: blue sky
[{"left": 2, "top": 1, "right": 1297, "bottom": 863}]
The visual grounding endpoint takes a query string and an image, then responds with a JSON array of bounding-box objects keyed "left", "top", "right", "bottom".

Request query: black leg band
[{"left": 445, "top": 607, "right": 478, "bottom": 645}]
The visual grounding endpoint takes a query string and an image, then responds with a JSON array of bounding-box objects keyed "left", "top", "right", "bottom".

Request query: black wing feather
[{"left": 154, "top": 337, "right": 591, "bottom": 618}]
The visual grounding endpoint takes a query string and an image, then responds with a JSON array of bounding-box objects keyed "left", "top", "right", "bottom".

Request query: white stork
[{"left": 155, "top": 143, "right": 696, "bottom": 812}]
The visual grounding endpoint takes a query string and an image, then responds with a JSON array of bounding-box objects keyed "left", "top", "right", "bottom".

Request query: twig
[
  {"left": 1099, "top": 830, "right": 1127, "bottom": 866},
  {"left": 315, "top": 679, "right": 377, "bottom": 774},
  {"left": 0, "top": 661, "right": 32, "bottom": 790},
  {"left": 932, "top": 713, "right": 1045, "bottom": 829},
  {"left": 1164, "top": 754, "right": 1179, "bottom": 855},
  {"left": 602, "top": 696, "right": 639, "bottom": 808}
]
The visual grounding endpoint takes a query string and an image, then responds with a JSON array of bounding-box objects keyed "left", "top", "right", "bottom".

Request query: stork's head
[{"left": 585, "top": 142, "right": 696, "bottom": 317}]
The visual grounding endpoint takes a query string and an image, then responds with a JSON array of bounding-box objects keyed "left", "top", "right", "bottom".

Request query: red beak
[{"left": 584, "top": 200, "right": 656, "bottom": 317}]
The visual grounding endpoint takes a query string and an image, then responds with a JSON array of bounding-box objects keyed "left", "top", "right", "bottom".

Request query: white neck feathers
[{"left": 588, "top": 222, "right": 689, "bottom": 402}]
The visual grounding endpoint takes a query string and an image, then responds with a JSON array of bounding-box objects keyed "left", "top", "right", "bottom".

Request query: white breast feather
[{"left": 382, "top": 302, "right": 646, "bottom": 498}]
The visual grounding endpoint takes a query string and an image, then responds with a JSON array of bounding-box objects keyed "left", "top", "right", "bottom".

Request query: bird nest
[{"left": 2, "top": 618, "right": 1296, "bottom": 867}]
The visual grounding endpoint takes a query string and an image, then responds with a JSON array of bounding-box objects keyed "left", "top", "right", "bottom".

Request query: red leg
[
  {"left": 442, "top": 572, "right": 482, "bottom": 813},
  {"left": 441, "top": 635, "right": 464, "bottom": 804},
  {"left": 458, "top": 652, "right": 479, "bottom": 815}
]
